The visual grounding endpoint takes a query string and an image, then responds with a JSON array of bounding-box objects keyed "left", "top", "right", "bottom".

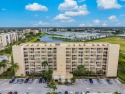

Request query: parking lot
[{"left": 0, "top": 78, "right": 125, "bottom": 94}]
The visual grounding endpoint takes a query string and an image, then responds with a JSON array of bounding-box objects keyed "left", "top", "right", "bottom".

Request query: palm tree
[
  {"left": 10, "top": 63, "right": 19, "bottom": 77},
  {"left": 48, "top": 81, "right": 57, "bottom": 91},
  {"left": 114, "top": 91, "right": 121, "bottom": 94},
  {"left": 58, "top": 78, "right": 62, "bottom": 85},
  {"left": 98, "top": 70, "right": 104, "bottom": 76},
  {"left": 41, "top": 61, "right": 48, "bottom": 70},
  {"left": 0, "top": 60, "right": 8, "bottom": 70},
  {"left": 85, "top": 70, "right": 93, "bottom": 77},
  {"left": 70, "top": 77, "right": 76, "bottom": 84}
]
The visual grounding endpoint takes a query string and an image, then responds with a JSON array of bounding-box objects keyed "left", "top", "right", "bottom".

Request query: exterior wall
[
  {"left": 106, "top": 44, "right": 120, "bottom": 77},
  {"left": 12, "top": 46, "right": 25, "bottom": 76},
  {"left": 53, "top": 46, "right": 66, "bottom": 77},
  {"left": 12, "top": 43, "right": 120, "bottom": 78}
]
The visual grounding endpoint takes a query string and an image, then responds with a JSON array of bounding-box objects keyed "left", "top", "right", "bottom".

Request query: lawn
[
  {"left": 86, "top": 36, "right": 125, "bottom": 52},
  {"left": 29, "top": 33, "right": 46, "bottom": 43}
]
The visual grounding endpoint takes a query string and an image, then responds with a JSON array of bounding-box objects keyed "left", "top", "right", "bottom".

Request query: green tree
[
  {"left": 41, "top": 61, "right": 48, "bottom": 69},
  {"left": 10, "top": 63, "right": 19, "bottom": 77},
  {"left": 73, "top": 65, "right": 85, "bottom": 76},
  {"left": 85, "top": 70, "right": 93, "bottom": 77},
  {"left": 0, "top": 60, "right": 8, "bottom": 70},
  {"left": 98, "top": 70, "right": 104, "bottom": 75},
  {"left": 48, "top": 81, "right": 57, "bottom": 91},
  {"left": 43, "top": 68, "right": 53, "bottom": 79},
  {"left": 114, "top": 91, "right": 121, "bottom": 94},
  {"left": 70, "top": 77, "right": 76, "bottom": 84},
  {"left": 58, "top": 78, "right": 62, "bottom": 85},
  {"left": 65, "top": 78, "right": 68, "bottom": 85}
]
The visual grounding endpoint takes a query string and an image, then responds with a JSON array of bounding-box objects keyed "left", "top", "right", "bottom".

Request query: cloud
[
  {"left": 93, "top": 19, "right": 100, "bottom": 25},
  {"left": 25, "top": 3, "right": 48, "bottom": 11},
  {"left": 79, "top": 24, "right": 85, "bottom": 27},
  {"left": 54, "top": 14, "right": 75, "bottom": 22},
  {"left": 64, "top": 5, "right": 89, "bottom": 16},
  {"left": 97, "top": 0, "right": 121, "bottom": 9},
  {"left": 58, "top": 0, "right": 78, "bottom": 11},
  {"left": 54, "top": 14, "right": 71, "bottom": 20},
  {"left": 34, "top": 21, "right": 49, "bottom": 26},
  {"left": 108, "top": 15, "right": 118, "bottom": 21},
  {"left": 102, "top": 23, "right": 107, "bottom": 27}
]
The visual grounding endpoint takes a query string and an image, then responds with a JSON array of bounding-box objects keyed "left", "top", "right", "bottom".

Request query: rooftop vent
[{"left": 56, "top": 43, "right": 60, "bottom": 46}]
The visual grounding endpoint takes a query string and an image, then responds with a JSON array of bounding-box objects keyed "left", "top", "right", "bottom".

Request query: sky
[{"left": 0, "top": 0, "right": 125, "bottom": 27}]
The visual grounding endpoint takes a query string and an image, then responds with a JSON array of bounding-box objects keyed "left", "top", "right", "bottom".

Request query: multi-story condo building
[
  {"left": 0, "top": 32, "right": 18, "bottom": 50},
  {"left": 12, "top": 43, "right": 120, "bottom": 79}
]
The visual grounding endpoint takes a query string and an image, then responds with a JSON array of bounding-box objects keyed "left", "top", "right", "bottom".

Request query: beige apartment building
[
  {"left": 12, "top": 42, "right": 120, "bottom": 79},
  {"left": 0, "top": 32, "right": 18, "bottom": 50},
  {"left": 23, "top": 29, "right": 40, "bottom": 35}
]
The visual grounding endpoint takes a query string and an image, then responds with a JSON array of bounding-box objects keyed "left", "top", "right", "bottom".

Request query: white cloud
[
  {"left": 54, "top": 14, "right": 71, "bottom": 20},
  {"left": 97, "top": 0, "right": 121, "bottom": 9},
  {"left": 79, "top": 24, "right": 85, "bottom": 27},
  {"left": 34, "top": 21, "right": 49, "bottom": 26},
  {"left": 58, "top": 0, "right": 78, "bottom": 11},
  {"left": 25, "top": 3, "right": 48, "bottom": 11},
  {"left": 93, "top": 19, "right": 100, "bottom": 24},
  {"left": 64, "top": 5, "right": 89, "bottom": 16},
  {"left": 54, "top": 14, "right": 75, "bottom": 22},
  {"left": 102, "top": 23, "right": 107, "bottom": 27},
  {"left": 108, "top": 15, "right": 117, "bottom": 21}
]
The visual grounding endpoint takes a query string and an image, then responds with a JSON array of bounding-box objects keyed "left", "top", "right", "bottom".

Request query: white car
[
  {"left": 81, "top": 91, "right": 85, "bottom": 94},
  {"left": 69, "top": 91, "right": 73, "bottom": 94}
]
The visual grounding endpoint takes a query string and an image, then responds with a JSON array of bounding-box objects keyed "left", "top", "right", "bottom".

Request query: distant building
[
  {"left": 12, "top": 42, "right": 120, "bottom": 79},
  {"left": 23, "top": 29, "right": 40, "bottom": 35},
  {"left": 0, "top": 55, "right": 11, "bottom": 75},
  {"left": 0, "top": 32, "right": 18, "bottom": 50}
]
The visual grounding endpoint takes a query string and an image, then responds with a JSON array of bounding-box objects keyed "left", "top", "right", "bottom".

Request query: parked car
[
  {"left": 75, "top": 92, "right": 79, "bottom": 94},
  {"left": 42, "top": 79, "right": 46, "bottom": 83},
  {"left": 64, "top": 91, "right": 68, "bottom": 94},
  {"left": 89, "top": 79, "right": 93, "bottom": 84},
  {"left": 28, "top": 78, "right": 34, "bottom": 83},
  {"left": 39, "top": 78, "right": 42, "bottom": 83},
  {"left": 58, "top": 92, "right": 62, "bottom": 94},
  {"left": 86, "top": 91, "right": 90, "bottom": 94},
  {"left": 13, "top": 79, "right": 18, "bottom": 84},
  {"left": 69, "top": 92, "right": 73, "bottom": 94},
  {"left": 18, "top": 79, "right": 24, "bottom": 84},
  {"left": 8, "top": 91, "right": 12, "bottom": 94},
  {"left": 97, "top": 78, "right": 102, "bottom": 84},
  {"left": 81, "top": 91, "right": 85, "bottom": 94},
  {"left": 9, "top": 79, "right": 15, "bottom": 83},
  {"left": 24, "top": 78, "right": 29, "bottom": 83},
  {"left": 66, "top": 82, "right": 70, "bottom": 86},
  {"left": 106, "top": 78, "right": 113, "bottom": 84},
  {"left": 13, "top": 91, "right": 18, "bottom": 94}
]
